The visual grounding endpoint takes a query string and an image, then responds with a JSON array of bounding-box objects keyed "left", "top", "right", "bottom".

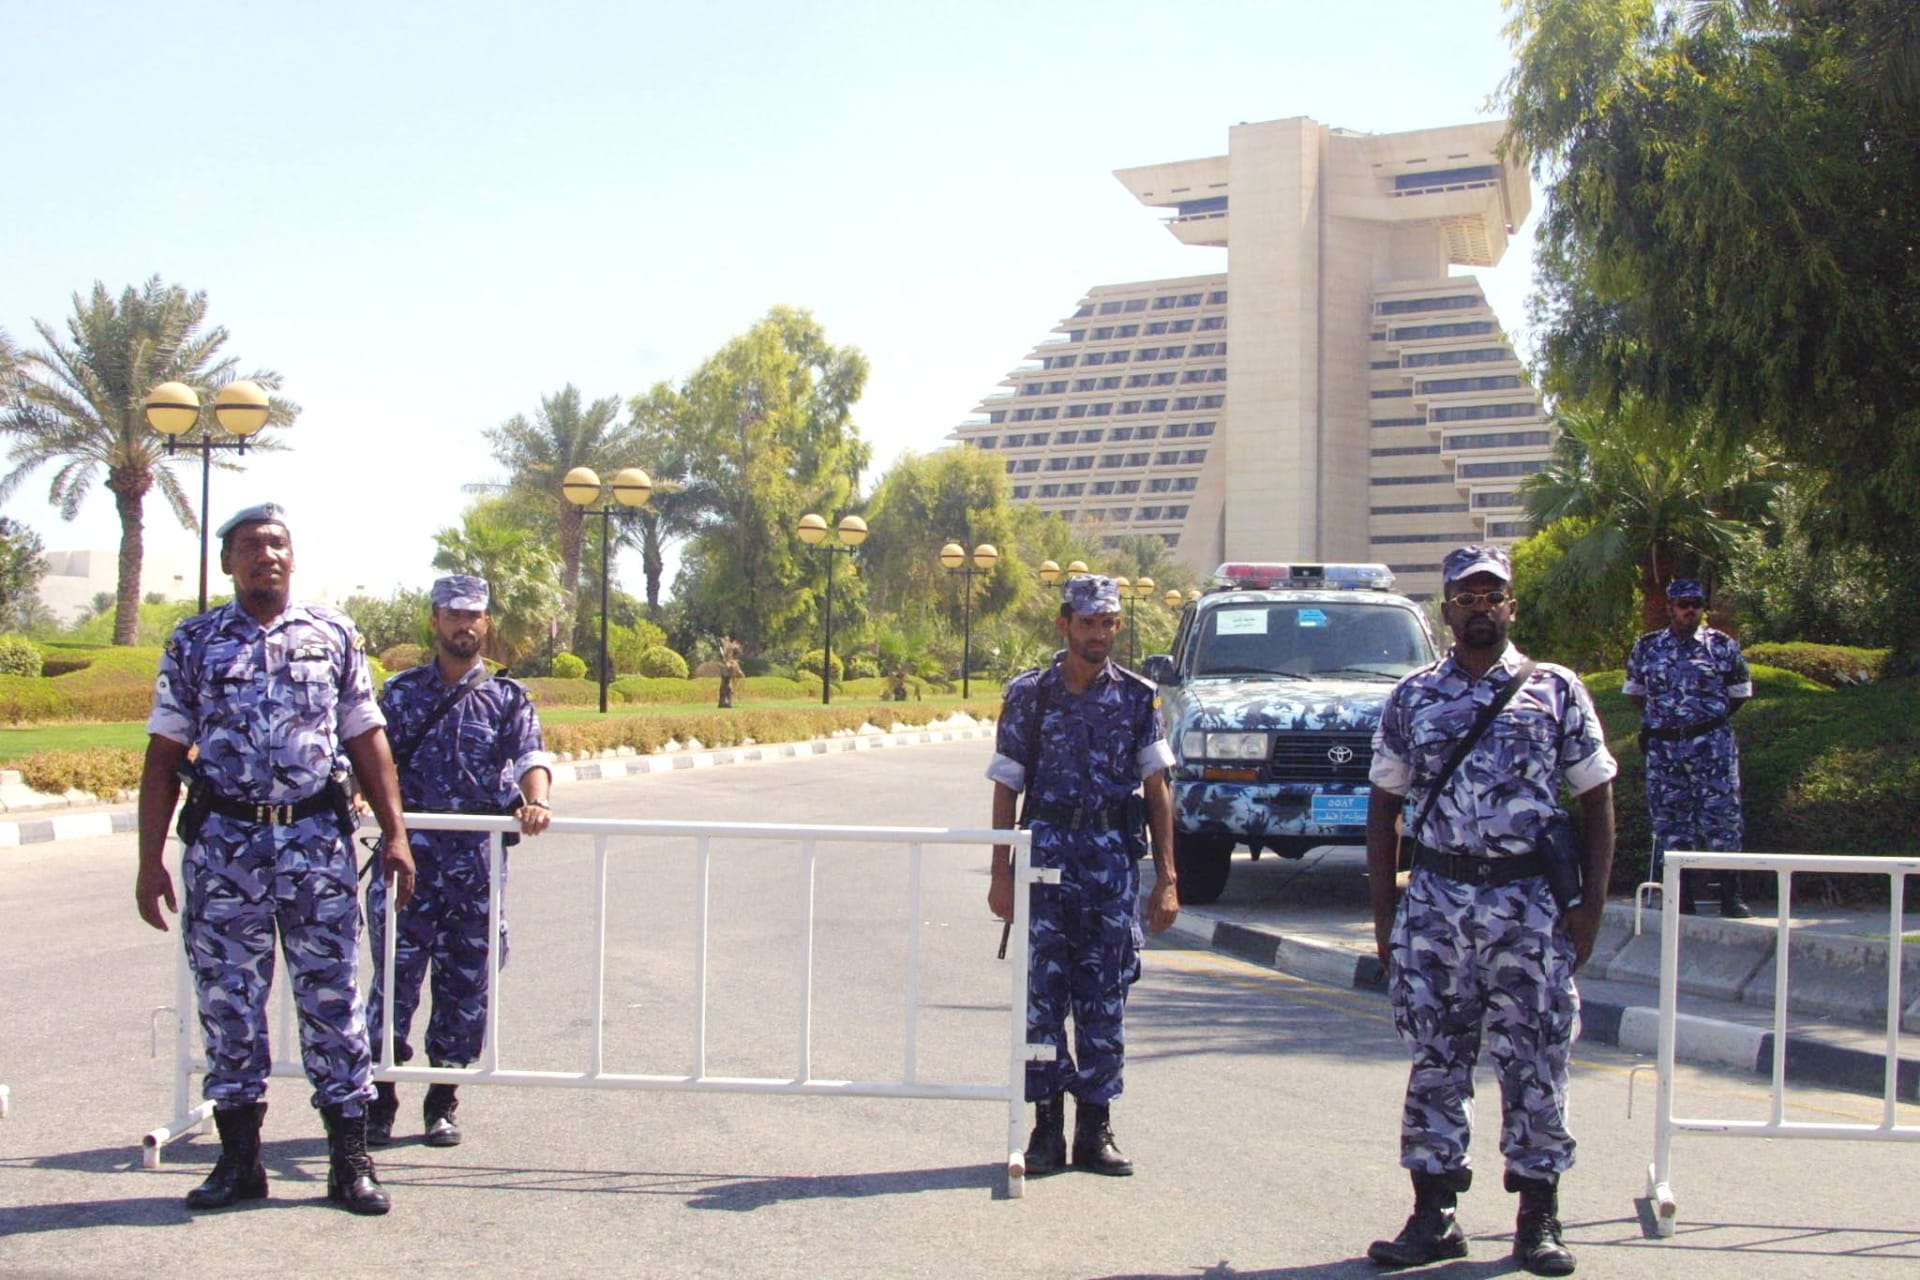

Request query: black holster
[
  {"left": 1123, "top": 792, "right": 1149, "bottom": 861},
  {"left": 329, "top": 779, "right": 357, "bottom": 841},
  {"left": 176, "top": 782, "right": 212, "bottom": 846}
]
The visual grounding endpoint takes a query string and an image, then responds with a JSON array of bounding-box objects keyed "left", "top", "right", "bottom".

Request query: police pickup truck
[{"left": 1142, "top": 562, "right": 1438, "bottom": 904}]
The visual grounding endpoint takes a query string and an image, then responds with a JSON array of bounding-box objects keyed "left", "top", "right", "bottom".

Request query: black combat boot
[
  {"left": 320, "top": 1103, "right": 391, "bottom": 1215},
  {"left": 185, "top": 1101, "right": 269, "bottom": 1210},
  {"left": 366, "top": 1082, "right": 399, "bottom": 1147},
  {"left": 1719, "top": 873, "right": 1754, "bottom": 919},
  {"left": 1071, "top": 1099, "right": 1133, "bottom": 1177},
  {"left": 1023, "top": 1095, "right": 1067, "bottom": 1176},
  {"left": 1508, "top": 1171, "right": 1575, "bottom": 1275},
  {"left": 1368, "top": 1169, "right": 1470, "bottom": 1268},
  {"left": 423, "top": 1082, "right": 461, "bottom": 1147}
]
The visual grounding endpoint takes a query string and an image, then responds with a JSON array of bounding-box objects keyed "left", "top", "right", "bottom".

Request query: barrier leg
[{"left": 1647, "top": 854, "right": 1682, "bottom": 1236}]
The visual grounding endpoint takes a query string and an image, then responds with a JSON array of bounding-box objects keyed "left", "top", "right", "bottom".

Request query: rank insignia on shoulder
[
  {"left": 353, "top": 633, "right": 366, "bottom": 652},
  {"left": 164, "top": 638, "right": 179, "bottom": 659}
]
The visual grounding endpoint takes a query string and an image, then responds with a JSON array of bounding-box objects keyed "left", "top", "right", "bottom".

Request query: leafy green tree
[
  {"left": 481, "top": 384, "right": 640, "bottom": 613},
  {"left": 1519, "top": 403, "right": 1780, "bottom": 630},
  {"left": 1720, "top": 478, "right": 1900, "bottom": 648},
  {"left": 1503, "top": 0, "right": 1920, "bottom": 652},
  {"left": 862, "top": 446, "right": 1023, "bottom": 642},
  {"left": 0, "top": 516, "right": 48, "bottom": 633},
  {"left": 0, "top": 279, "right": 297, "bottom": 644},
  {"left": 627, "top": 391, "right": 721, "bottom": 616},
  {"left": 342, "top": 587, "right": 433, "bottom": 655},
  {"left": 1509, "top": 516, "right": 1642, "bottom": 670},
  {"left": 431, "top": 497, "right": 569, "bottom": 667},
  {"left": 637, "top": 308, "right": 871, "bottom": 654}
]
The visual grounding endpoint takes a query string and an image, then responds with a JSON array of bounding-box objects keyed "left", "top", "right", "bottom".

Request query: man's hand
[
  {"left": 988, "top": 865, "right": 1014, "bottom": 923},
  {"left": 136, "top": 863, "right": 177, "bottom": 932},
  {"left": 1144, "top": 873, "right": 1179, "bottom": 935},
  {"left": 1564, "top": 898, "right": 1605, "bottom": 972},
  {"left": 384, "top": 829, "right": 417, "bottom": 911},
  {"left": 516, "top": 801, "right": 552, "bottom": 837}
]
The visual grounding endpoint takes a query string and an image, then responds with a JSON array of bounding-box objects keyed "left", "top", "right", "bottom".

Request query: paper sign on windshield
[{"left": 1214, "top": 610, "right": 1269, "bottom": 636}]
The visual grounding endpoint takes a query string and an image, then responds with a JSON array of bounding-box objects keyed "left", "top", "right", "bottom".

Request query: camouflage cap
[
  {"left": 215, "top": 502, "right": 289, "bottom": 540},
  {"left": 1063, "top": 574, "right": 1122, "bottom": 615},
  {"left": 1666, "top": 578, "right": 1706, "bottom": 602},
  {"left": 431, "top": 574, "right": 490, "bottom": 612},
  {"left": 1442, "top": 543, "right": 1512, "bottom": 587}
]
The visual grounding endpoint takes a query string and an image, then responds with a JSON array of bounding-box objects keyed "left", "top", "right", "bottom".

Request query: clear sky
[{"left": 1, "top": 0, "right": 1538, "bottom": 603}]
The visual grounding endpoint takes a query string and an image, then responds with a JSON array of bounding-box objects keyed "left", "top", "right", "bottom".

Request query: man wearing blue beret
[{"left": 139, "top": 502, "right": 415, "bottom": 1215}]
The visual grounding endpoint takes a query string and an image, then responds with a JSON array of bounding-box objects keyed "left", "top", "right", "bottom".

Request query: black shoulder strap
[
  {"left": 1405, "top": 659, "right": 1537, "bottom": 849},
  {"left": 389, "top": 665, "right": 490, "bottom": 769},
  {"left": 1016, "top": 672, "right": 1054, "bottom": 828}
]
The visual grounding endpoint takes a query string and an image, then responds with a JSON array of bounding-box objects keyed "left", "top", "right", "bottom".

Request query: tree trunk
[
  {"left": 108, "top": 466, "right": 151, "bottom": 646},
  {"left": 1640, "top": 554, "right": 1668, "bottom": 633},
  {"left": 642, "top": 524, "right": 663, "bottom": 617},
  {"left": 559, "top": 504, "right": 584, "bottom": 614}
]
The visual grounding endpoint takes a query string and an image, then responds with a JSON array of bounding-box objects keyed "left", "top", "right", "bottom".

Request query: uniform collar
[
  {"left": 1439, "top": 641, "right": 1524, "bottom": 686},
  {"left": 1048, "top": 649, "right": 1118, "bottom": 690}
]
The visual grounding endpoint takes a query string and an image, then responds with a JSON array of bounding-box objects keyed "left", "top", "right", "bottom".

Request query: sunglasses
[
  {"left": 1446, "top": 590, "right": 1512, "bottom": 609},
  {"left": 1669, "top": 598, "right": 1706, "bottom": 608}
]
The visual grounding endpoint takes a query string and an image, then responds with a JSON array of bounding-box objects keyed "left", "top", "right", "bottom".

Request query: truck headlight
[{"left": 1181, "top": 731, "right": 1268, "bottom": 761}]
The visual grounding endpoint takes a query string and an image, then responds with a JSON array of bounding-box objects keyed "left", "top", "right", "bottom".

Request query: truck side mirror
[{"left": 1143, "top": 653, "right": 1178, "bottom": 685}]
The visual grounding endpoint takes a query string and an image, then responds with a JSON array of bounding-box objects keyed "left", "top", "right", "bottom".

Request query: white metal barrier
[
  {"left": 1644, "top": 849, "right": 1920, "bottom": 1237},
  {"left": 143, "top": 813, "right": 1052, "bottom": 1195}
]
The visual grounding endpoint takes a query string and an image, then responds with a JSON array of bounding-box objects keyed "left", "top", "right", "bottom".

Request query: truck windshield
[{"left": 1192, "top": 602, "right": 1430, "bottom": 679}]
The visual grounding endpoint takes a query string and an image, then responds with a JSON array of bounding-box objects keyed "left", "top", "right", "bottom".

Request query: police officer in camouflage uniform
[
  {"left": 365, "top": 574, "right": 553, "bottom": 1148},
  {"left": 137, "top": 503, "right": 415, "bottom": 1216},
  {"left": 1364, "top": 545, "right": 1616, "bottom": 1275},
  {"left": 987, "top": 574, "right": 1179, "bottom": 1177},
  {"left": 1625, "top": 579, "right": 1753, "bottom": 917}
]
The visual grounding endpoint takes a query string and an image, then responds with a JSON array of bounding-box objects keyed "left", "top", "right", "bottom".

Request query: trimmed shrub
[
  {"left": 1744, "top": 642, "right": 1887, "bottom": 688},
  {"left": 521, "top": 675, "right": 599, "bottom": 706},
  {"left": 845, "top": 652, "right": 881, "bottom": 680},
  {"left": 0, "top": 635, "right": 43, "bottom": 677},
  {"left": 740, "top": 656, "right": 776, "bottom": 677},
  {"left": 798, "top": 649, "right": 844, "bottom": 684},
  {"left": 550, "top": 652, "right": 589, "bottom": 680},
  {"left": 379, "top": 644, "right": 428, "bottom": 671},
  {"left": 16, "top": 748, "right": 143, "bottom": 799},
  {"left": 635, "top": 645, "right": 690, "bottom": 679}
]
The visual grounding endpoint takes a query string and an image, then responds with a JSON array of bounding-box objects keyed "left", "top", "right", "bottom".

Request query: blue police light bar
[{"left": 1209, "top": 562, "right": 1396, "bottom": 592}]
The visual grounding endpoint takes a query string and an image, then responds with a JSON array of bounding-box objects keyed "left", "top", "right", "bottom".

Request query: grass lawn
[{"left": 0, "top": 694, "right": 986, "bottom": 764}]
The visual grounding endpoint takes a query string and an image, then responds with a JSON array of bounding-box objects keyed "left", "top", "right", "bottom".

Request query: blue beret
[
  {"left": 432, "top": 575, "right": 490, "bottom": 611},
  {"left": 215, "top": 502, "right": 289, "bottom": 539},
  {"left": 1063, "top": 574, "right": 1122, "bottom": 615},
  {"left": 1666, "top": 579, "right": 1706, "bottom": 602},
  {"left": 1442, "top": 544, "right": 1512, "bottom": 586}
]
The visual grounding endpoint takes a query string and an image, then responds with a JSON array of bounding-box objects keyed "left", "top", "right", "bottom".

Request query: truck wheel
[{"left": 1174, "top": 833, "right": 1235, "bottom": 905}]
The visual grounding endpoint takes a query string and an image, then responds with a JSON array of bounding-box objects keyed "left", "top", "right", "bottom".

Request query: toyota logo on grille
[{"left": 1326, "top": 744, "right": 1355, "bottom": 765}]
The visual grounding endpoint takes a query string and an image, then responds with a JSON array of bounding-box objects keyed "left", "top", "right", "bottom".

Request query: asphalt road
[{"left": 2, "top": 739, "right": 1917, "bottom": 1278}]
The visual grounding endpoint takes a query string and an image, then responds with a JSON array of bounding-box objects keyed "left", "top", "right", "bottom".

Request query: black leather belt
[
  {"left": 206, "top": 786, "right": 335, "bottom": 826},
  {"left": 1024, "top": 799, "right": 1128, "bottom": 833},
  {"left": 1413, "top": 844, "right": 1546, "bottom": 888}
]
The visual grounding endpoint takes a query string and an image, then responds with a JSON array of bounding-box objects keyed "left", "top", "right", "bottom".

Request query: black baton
[{"left": 996, "top": 919, "right": 1012, "bottom": 960}]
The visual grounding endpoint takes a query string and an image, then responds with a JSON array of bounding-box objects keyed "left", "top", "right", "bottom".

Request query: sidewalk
[{"left": 1151, "top": 845, "right": 1920, "bottom": 1103}]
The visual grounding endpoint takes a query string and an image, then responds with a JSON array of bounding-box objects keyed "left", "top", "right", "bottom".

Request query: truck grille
[{"left": 1270, "top": 733, "right": 1374, "bottom": 783}]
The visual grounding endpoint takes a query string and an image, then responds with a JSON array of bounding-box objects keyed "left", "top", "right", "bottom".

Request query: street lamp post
[
  {"left": 938, "top": 540, "right": 1000, "bottom": 700},
  {"left": 796, "top": 512, "right": 868, "bottom": 706},
  {"left": 142, "top": 380, "right": 271, "bottom": 612},
  {"left": 1110, "top": 575, "right": 1156, "bottom": 669},
  {"left": 564, "top": 466, "right": 653, "bottom": 713}
]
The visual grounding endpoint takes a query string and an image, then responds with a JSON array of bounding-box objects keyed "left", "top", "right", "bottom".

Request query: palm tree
[
  {"left": 1520, "top": 403, "right": 1783, "bottom": 630},
  {"left": 0, "top": 279, "right": 295, "bottom": 644},
  {"left": 481, "top": 385, "right": 640, "bottom": 615}
]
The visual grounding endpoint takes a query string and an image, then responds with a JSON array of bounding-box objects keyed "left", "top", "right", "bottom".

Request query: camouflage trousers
[
  {"left": 182, "top": 813, "right": 372, "bottom": 1113},
  {"left": 365, "top": 831, "right": 508, "bottom": 1068},
  {"left": 1647, "top": 731, "right": 1743, "bottom": 869},
  {"left": 1025, "top": 833, "right": 1143, "bottom": 1104},
  {"left": 1388, "top": 869, "right": 1580, "bottom": 1181}
]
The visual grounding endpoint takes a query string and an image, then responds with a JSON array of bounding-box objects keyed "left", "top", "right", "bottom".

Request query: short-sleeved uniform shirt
[
  {"left": 148, "top": 601, "right": 383, "bottom": 801},
  {"left": 1623, "top": 625, "right": 1752, "bottom": 729},
  {"left": 987, "top": 653, "right": 1175, "bottom": 818},
  {"left": 381, "top": 665, "right": 552, "bottom": 813},
  {"left": 1370, "top": 645, "right": 1617, "bottom": 857}
]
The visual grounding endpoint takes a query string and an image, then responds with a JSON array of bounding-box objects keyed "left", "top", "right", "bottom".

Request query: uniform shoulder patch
[{"left": 353, "top": 632, "right": 366, "bottom": 652}]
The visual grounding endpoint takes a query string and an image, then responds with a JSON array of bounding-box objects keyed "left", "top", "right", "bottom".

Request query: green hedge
[{"left": 1743, "top": 642, "right": 1887, "bottom": 687}]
